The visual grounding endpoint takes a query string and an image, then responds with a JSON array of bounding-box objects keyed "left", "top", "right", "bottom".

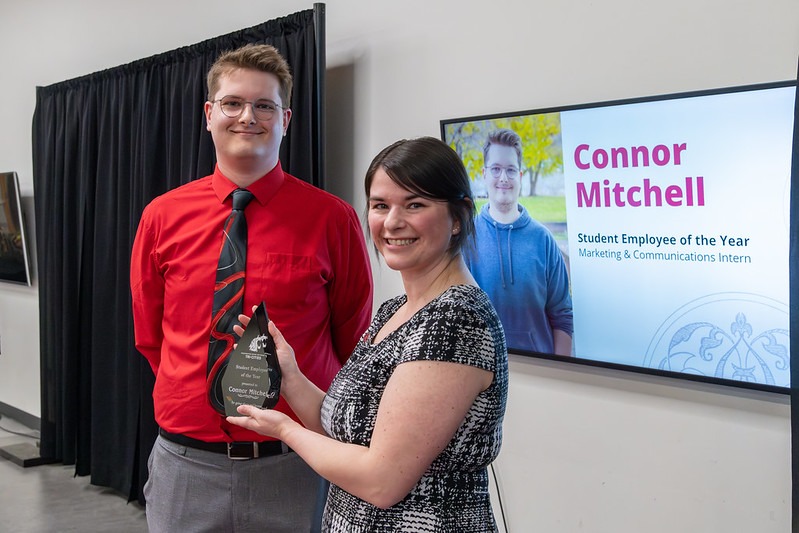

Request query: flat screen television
[
  {"left": 442, "top": 81, "right": 795, "bottom": 392},
  {"left": 0, "top": 171, "right": 32, "bottom": 286}
]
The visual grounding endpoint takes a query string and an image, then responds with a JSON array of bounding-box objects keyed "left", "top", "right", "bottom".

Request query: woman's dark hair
[{"left": 364, "top": 136, "right": 476, "bottom": 255}]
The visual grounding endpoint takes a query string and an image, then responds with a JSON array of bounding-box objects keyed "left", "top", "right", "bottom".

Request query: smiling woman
[
  {"left": 366, "top": 169, "right": 456, "bottom": 282},
  {"left": 227, "top": 137, "right": 509, "bottom": 532}
]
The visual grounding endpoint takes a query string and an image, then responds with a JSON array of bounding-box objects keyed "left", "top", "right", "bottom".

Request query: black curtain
[{"left": 31, "top": 6, "right": 324, "bottom": 503}]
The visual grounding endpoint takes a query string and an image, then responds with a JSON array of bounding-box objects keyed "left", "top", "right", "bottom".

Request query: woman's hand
[
  {"left": 226, "top": 404, "right": 295, "bottom": 440},
  {"left": 235, "top": 309, "right": 301, "bottom": 381},
  {"left": 265, "top": 320, "right": 301, "bottom": 379},
  {"left": 234, "top": 306, "right": 327, "bottom": 435},
  {"left": 232, "top": 305, "right": 256, "bottom": 337}
]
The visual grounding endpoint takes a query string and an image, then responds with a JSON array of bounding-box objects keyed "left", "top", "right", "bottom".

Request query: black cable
[{"left": 490, "top": 462, "right": 509, "bottom": 532}]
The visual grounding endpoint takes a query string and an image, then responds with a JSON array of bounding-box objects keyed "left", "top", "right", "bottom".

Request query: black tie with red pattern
[{"left": 207, "top": 188, "right": 253, "bottom": 413}]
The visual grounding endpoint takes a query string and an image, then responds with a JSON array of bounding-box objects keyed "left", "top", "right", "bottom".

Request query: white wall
[{"left": 0, "top": 0, "right": 795, "bottom": 531}]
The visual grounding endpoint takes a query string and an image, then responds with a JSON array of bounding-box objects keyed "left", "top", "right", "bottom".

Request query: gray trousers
[{"left": 144, "top": 435, "right": 324, "bottom": 533}]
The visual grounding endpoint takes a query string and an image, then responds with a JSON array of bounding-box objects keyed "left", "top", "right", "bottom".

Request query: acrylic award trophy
[{"left": 219, "top": 302, "right": 281, "bottom": 416}]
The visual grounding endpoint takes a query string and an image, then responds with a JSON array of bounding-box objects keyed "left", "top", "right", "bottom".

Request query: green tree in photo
[
  {"left": 444, "top": 112, "right": 563, "bottom": 197},
  {"left": 443, "top": 120, "right": 486, "bottom": 183}
]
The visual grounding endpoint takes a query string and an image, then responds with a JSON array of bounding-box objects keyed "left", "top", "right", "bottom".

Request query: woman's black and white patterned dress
[{"left": 320, "top": 284, "right": 508, "bottom": 532}]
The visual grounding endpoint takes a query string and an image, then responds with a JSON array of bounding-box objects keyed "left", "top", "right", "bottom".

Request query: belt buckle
[{"left": 227, "top": 441, "right": 258, "bottom": 460}]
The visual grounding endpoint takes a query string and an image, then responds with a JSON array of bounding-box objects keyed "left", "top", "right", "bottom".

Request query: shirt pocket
[{"left": 257, "top": 253, "right": 324, "bottom": 315}]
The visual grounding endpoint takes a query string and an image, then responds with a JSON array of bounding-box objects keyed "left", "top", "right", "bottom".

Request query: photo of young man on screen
[
  {"left": 464, "top": 128, "right": 573, "bottom": 356},
  {"left": 445, "top": 81, "right": 793, "bottom": 390}
]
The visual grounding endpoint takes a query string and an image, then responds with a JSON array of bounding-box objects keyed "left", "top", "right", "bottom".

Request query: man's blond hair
[{"left": 207, "top": 44, "right": 293, "bottom": 107}]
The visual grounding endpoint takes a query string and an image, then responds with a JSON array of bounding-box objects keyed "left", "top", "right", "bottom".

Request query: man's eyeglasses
[
  {"left": 486, "top": 166, "right": 520, "bottom": 179},
  {"left": 212, "top": 96, "right": 286, "bottom": 121}
]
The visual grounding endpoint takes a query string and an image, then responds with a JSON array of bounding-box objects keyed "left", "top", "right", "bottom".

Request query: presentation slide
[{"left": 442, "top": 83, "right": 794, "bottom": 389}]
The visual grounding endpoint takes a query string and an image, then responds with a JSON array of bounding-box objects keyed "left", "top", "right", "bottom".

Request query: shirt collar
[{"left": 211, "top": 163, "right": 286, "bottom": 206}]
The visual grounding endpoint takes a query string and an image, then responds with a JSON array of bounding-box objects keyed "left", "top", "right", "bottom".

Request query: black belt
[{"left": 159, "top": 428, "right": 289, "bottom": 460}]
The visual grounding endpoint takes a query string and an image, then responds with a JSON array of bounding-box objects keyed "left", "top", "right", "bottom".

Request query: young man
[
  {"left": 130, "top": 44, "right": 373, "bottom": 532},
  {"left": 464, "top": 128, "right": 573, "bottom": 356}
]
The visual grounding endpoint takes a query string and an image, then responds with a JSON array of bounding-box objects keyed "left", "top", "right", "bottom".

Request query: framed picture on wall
[{"left": 0, "top": 171, "right": 32, "bottom": 286}]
